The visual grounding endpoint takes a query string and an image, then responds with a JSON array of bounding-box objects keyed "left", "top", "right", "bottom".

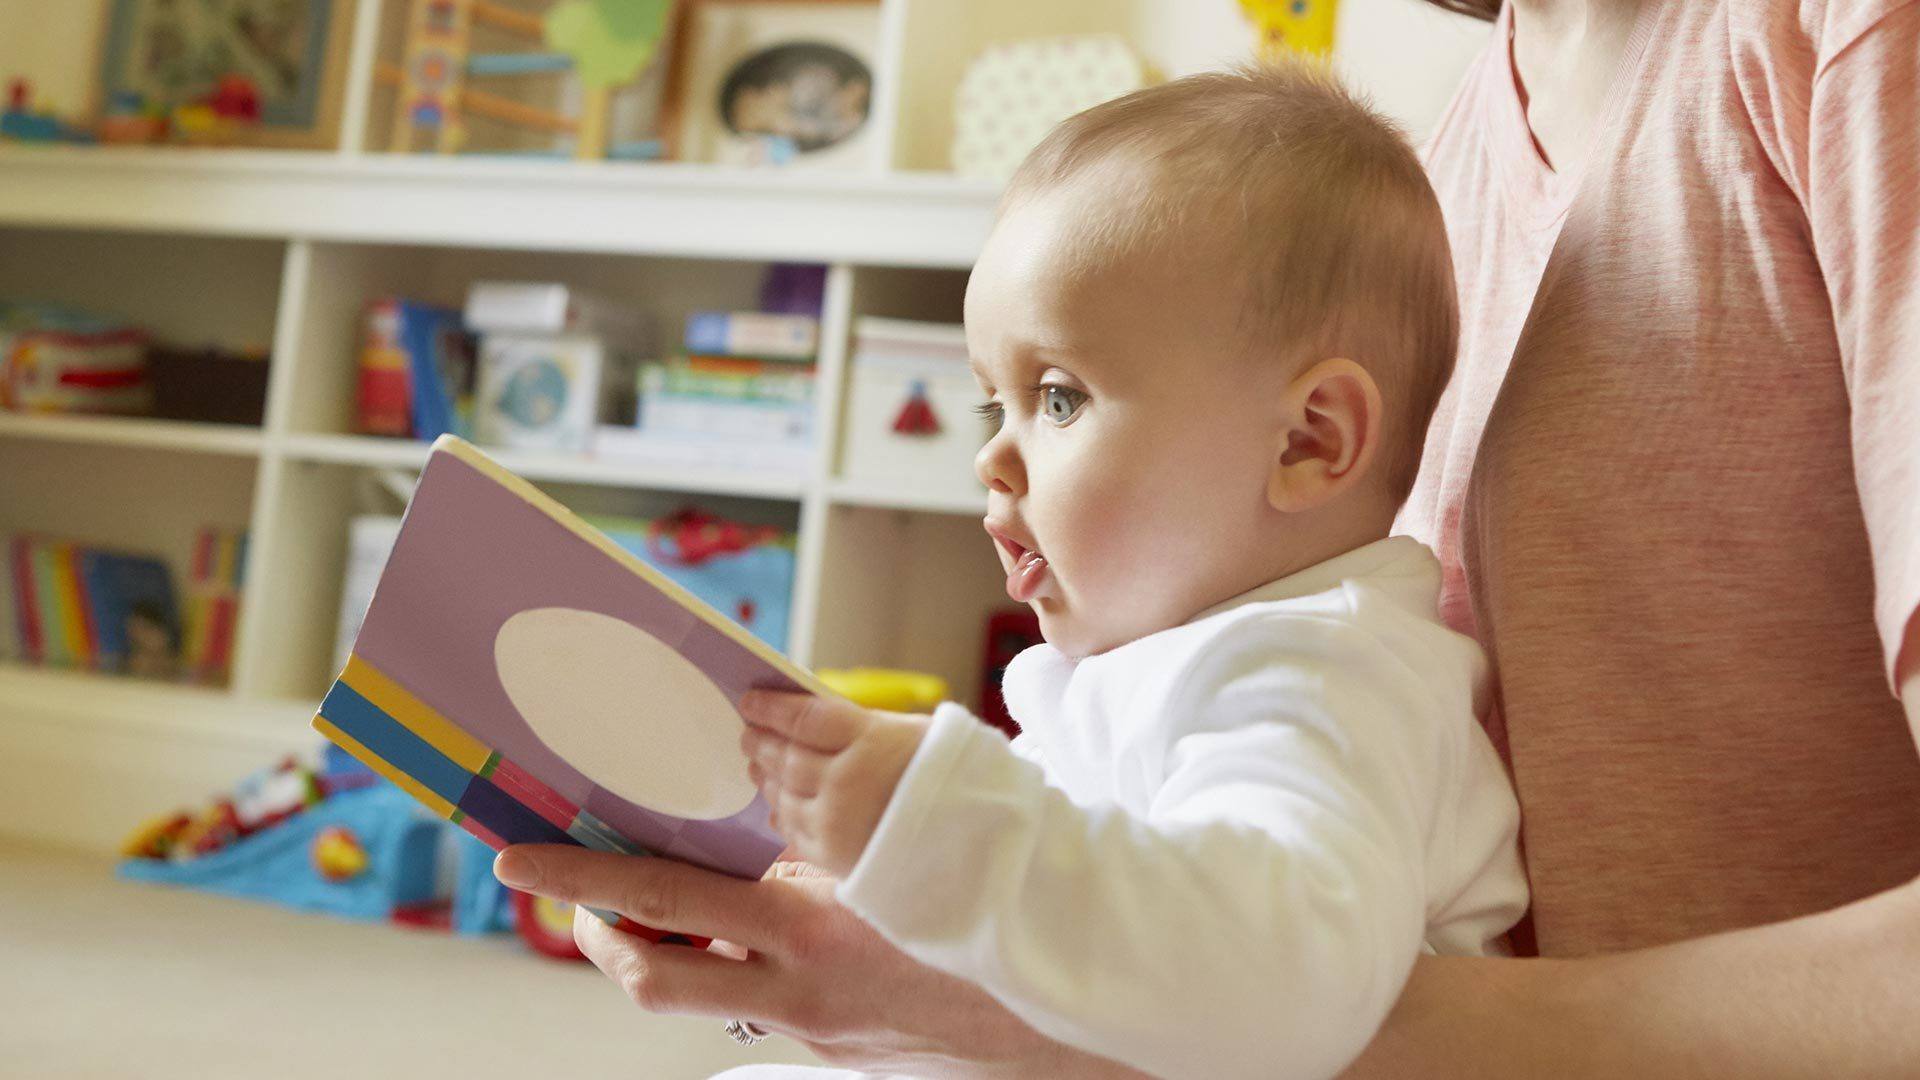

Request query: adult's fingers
[
  {"left": 496, "top": 846, "right": 796, "bottom": 951},
  {"left": 740, "top": 690, "right": 864, "bottom": 752},
  {"left": 574, "top": 908, "right": 799, "bottom": 1026}
]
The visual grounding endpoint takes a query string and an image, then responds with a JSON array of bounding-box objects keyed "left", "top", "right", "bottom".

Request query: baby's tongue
[{"left": 1006, "top": 549, "right": 1050, "bottom": 603}]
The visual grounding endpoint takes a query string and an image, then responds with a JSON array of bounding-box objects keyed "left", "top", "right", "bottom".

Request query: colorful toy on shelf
[
  {"left": 171, "top": 75, "right": 267, "bottom": 146},
  {"left": 383, "top": 0, "right": 672, "bottom": 160},
  {"left": 0, "top": 302, "right": 150, "bottom": 415},
  {"left": 312, "top": 825, "right": 370, "bottom": 881},
  {"left": 0, "top": 78, "right": 94, "bottom": 144},
  {"left": 817, "top": 668, "right": 949, "bottom": 714},
  {"left": 95, "top": 91, "right": 169, "bottom": 145},
  {"left": 1239, "top": 0, "right": 1340, "bottom": 58}
]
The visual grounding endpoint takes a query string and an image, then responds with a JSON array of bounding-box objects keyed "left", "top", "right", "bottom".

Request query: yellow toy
[
  {"left": 312, "top": 825, "right": 371, "bottom": 882},
  {"left": 1239, "top": 0, "right": 1340, "bottom": 58},
  {"left": 817, "top": 668, "right": 949, "bottom": 714}
]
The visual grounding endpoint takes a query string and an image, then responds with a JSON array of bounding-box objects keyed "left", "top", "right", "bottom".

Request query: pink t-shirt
[{"left": 1404, "top": 0, "right": 1920, "bottom": 956}]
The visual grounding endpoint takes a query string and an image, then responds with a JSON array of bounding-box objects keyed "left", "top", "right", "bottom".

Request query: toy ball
[{"left": 312, "top": 825, "right": 370, "bottom": 882}]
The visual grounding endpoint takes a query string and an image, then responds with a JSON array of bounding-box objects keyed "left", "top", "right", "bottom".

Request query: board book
[{"left": 312, "top": 436, "right": 831, "bottom": 942}]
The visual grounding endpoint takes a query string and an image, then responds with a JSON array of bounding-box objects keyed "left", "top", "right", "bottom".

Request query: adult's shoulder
[
  {"left": 1728, "top": 0, "right": 1913, "bottom": 77},
  {"left": 1727, "top": 0, "right": 1915, "bottom": 205}
]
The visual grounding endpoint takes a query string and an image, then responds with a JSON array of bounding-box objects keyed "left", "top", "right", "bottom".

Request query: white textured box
[
  {"left": 841, "top": 318, "right": 984, "bottom": 498},
  {"left": 472, "top": 334, "right": 612, "bottom": 453}
]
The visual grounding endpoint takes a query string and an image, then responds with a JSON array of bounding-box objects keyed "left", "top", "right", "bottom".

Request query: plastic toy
[
  {"left": 312, "top": 825, "right": 370, "bottom": 881},
  {"left": 96, "top": 91, "right": 168, "bottom": 145},
  {"left": 0, "top": 79, "right": 94, "bottom": 144},
  {"left": 890, "top": 380, "right": 941, "bottom": 436},
  {"left": 512, "top": 889, "right": 589, "bottom": 960},
  {"left": 169, "top": 75, "right": 267, "bottom": 146},
  {"left": 817, "top": 668, "right": 949, "bottom": 714},
  {"left": 1239, "top": 0, "right": 1340, "bottom": 58}
]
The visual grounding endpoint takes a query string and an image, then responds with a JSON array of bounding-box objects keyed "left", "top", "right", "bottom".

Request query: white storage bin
[{"left": 841, "top": 318, "right": 984, "bottom": 498}]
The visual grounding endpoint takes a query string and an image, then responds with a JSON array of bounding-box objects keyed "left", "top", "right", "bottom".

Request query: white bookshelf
[
  {"left": 0, "top": 0, "right": 1065, "bottom": 851},
  {"left": 0, "top": 0, "right": 1490, "bottom": 853}
]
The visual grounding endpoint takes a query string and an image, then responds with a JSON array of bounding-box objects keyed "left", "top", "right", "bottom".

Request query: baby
[{"left": 741, "top": 62, "right": 1526, "bottom": 1080}]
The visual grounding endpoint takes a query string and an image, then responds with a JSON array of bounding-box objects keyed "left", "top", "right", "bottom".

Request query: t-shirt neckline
[{"left": 1483, "top": 1, "right": 1660, "bottom": 227}]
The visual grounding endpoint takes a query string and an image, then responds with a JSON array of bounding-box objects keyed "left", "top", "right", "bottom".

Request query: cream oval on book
[{"left": 494, "top": 607, "right": 757, "bottom": 821}]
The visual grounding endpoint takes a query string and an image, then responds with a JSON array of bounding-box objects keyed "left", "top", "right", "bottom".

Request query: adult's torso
[{"left": 1405, "top": 0, "right": 1920, "bottom": 954}]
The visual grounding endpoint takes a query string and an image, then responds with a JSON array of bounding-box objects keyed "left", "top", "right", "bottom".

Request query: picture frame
[
  {"left": 660, "top": 0, "right": 882, "bottom": 170},
  {"left": 95, "top": 0, "right": 358, "bottom": 149}
]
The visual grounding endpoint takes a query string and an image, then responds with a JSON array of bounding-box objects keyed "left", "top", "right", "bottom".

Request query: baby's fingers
[
  {"left": 739, "top": 690, "right": 867, "bottom": 752},
  {"left": 743, "top": 727, "right": 828, "bottom": 798}
]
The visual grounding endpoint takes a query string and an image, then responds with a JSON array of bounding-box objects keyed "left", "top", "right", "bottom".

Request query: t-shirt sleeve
[{"left": 1806, "top": 2, "right": 1920, "bottom": 687}]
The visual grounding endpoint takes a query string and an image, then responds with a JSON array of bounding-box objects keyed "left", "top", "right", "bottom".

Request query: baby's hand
[{"left": 738, "top": 690, "right": 930, "bottom": 878}]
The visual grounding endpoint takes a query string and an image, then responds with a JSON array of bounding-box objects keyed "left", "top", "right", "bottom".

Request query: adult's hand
[{"left": 494, "top": 846, "right": 1148, "bottom": 1080}]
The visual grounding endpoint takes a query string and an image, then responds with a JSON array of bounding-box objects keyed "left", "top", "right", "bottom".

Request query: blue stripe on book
[
  {"left": 318, "top": 680, "right": 474, "bottom": 808},
  {"left": 456, "top": 775, "right": 580, "bottom": 848}
]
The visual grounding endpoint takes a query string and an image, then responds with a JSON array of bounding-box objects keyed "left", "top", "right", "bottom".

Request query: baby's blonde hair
[{"left": 1002, "top": 60, "right": 1459, "bottom": 504}]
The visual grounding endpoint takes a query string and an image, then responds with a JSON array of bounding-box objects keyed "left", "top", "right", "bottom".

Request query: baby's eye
[
  {"left": 1041, "top": 385, "right": 1086, "bottom": 426},
  {"left": 974, "top": 400, "right": 1004, "bottom": 433}
]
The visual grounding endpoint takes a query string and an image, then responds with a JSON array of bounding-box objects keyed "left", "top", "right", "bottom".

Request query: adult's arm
[
  {"left": 1346, "top": 623, "right": 1920, "bottom": 1078},
  {"left": 1344, "top": 772, "right": 1920, "bottom": 1079}
]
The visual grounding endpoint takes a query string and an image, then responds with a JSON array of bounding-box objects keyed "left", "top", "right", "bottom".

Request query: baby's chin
[{"left": 1035, "top": 603, "right": 1172, "bottom": 660}]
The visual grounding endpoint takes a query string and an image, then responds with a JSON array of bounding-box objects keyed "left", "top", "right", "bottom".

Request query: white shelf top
[
  {"left": 828, "top": 477, "right": 988, "bottom": 516},
  {"left": 0, "top": 412, "right": 266, "bottom": 456},
  {"left": 280, "top": 433, "right": 812, "bottom": 500},
  {"left": 0, "top": 663, "right": 314, "bottom": 751},
  {"left": 0, "top": 147, "right": 1001, "bottom": 269}
]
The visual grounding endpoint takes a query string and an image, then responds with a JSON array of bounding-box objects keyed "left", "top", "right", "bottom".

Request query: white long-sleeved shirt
[{"left": 831, "top": 536, "right": 1528, "bottom": 1080}]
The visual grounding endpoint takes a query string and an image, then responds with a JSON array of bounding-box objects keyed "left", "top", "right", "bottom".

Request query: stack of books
[
  {"left": 180, "top": 527, "right": 247, "bottom": 686},
  {"left": 3, "top": 536, "right": 181, "bottom": 679},
  {"left": 595, "top": 311, "right": 819, "bottom": 476}
]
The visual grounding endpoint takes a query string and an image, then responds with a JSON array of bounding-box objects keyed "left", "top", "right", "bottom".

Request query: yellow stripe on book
[
  {"left": 313, "top": 714, "right": 459, "bottom": 820},
  {"left": 339, "top": 655, "right": 493, "bottom": 773}
]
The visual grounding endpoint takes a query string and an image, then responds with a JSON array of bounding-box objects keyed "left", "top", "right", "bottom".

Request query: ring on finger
[{"left": 724, "top": 1018, "right": 771, "bottom": 1046}]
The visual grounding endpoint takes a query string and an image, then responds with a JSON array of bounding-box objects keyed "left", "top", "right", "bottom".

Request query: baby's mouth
[{"left": 986, "top": 522, "right": 1051, "bottom": 604}]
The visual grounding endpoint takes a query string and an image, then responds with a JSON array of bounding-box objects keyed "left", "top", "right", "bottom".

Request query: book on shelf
[
  {"left": 684, "top": 311, "right": 819, "bottom": 361},
  {"left": 313, "top": 436, "right": 824, "bottom": 943},
  {"left": 355, "top": 300, "right": 476, "bottom": 442},
  {"left": 182, "top": 527, "right": 246, "bottom": 686},
  {"left": 464, "top": 282, "right": 650, "bottom": 341},
  {"left": 3, "top": 535, "right": 182, "bottom": 678}
]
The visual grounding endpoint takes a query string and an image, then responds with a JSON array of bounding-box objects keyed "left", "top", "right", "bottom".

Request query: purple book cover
[{"left": 321, "top": 436, "right": 826, "bottom": 880}]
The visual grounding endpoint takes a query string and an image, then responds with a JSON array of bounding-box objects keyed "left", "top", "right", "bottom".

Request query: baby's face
[{"left": 965, "top": 194, "right": 1298, "bottom": 657}]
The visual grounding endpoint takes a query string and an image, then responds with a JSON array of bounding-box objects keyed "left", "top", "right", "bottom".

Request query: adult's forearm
[{"left": 1343, "top": 875, "right": 1920, "bottom": 1078}]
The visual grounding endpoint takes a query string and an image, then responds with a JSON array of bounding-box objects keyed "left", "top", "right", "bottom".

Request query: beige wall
[{"left": 0, "top": 0, "right": 108, "bottom": 117}]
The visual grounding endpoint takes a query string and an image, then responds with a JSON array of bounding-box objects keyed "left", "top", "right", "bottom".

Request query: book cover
[
  {"left": 62, "top": 543, "right": 100, "bottom": 669},
  {"left": 12, "top": 536, "right": 45, "bottom": 665},
  {"left": 33, "top": 541, "right": 75, "bottom": 668},
  {"left": 313, "top": 437, "right": 827, "bottom": 911},
  {"left": 0, "top": 536, "right": 17, "bottom": 663},
  {"left": 684, "top": 311, "right": 819, "bottom": 361},
  {"left": 80, "top": 550, "right": 181, "bottom": 678},
  {"left": 396, "top": 302, "right": 474, "bottom": 444}
]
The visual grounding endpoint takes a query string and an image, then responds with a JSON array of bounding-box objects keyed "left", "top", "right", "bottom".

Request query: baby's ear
[{"left": 1266, "top": 358, "right": 1383, "bottom": 514}]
